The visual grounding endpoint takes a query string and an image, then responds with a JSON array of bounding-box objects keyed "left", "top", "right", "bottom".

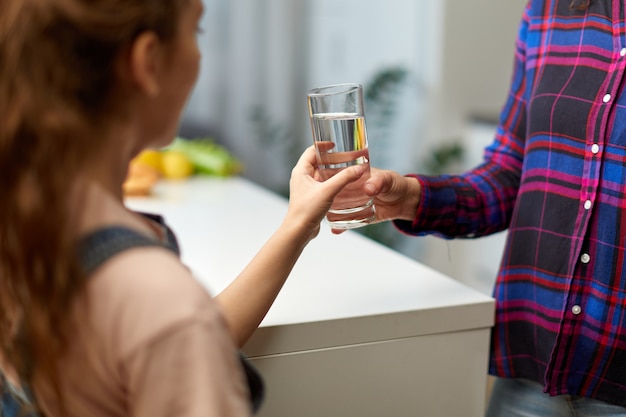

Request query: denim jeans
[{"left": 486, "top": 377, "right": 626, "bottom": 417}]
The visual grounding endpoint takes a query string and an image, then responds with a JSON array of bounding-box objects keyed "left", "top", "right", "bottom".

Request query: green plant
[
  {"left": 249, "top": 106, "right": 301, "bottom": 168},
  {"left": 363, "top": 67, "right": 408, "bottom": 131},
  {"left": 422, "top": 142, "right": 465, "bottom": 175}
]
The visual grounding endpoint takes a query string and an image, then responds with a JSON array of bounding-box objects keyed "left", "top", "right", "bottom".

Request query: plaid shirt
[{"left": 395, "top": 0, "right": 626, "bottom": 406}]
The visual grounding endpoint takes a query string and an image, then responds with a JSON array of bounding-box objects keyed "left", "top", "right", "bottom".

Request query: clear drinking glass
[{"left": 307, "top": 83, "right": 375, "bottom": 229}]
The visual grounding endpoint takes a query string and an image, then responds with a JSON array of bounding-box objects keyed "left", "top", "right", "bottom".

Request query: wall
[
  {"left": 181, "top": 0, "right": 529, "bottom": 293},
  {"left": 183, "top": 0, "right": 308, "bottom": 190},
  {"left": 430, "top": 0, "right": 528, "bottom": 144},
  {"left": 182, "top": 0, "right": 442, "bottom": 190}
]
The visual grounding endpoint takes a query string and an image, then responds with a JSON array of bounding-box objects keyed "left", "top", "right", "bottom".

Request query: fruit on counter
[
  {"left": 123, "top": 160, "right": 160, "bottom": 196},
  {"left": 132, "top": 149, "right": 162, "bottom": 172},
  {"left": 165, "top": 137, "right": 243, "bottom": 177},
  {"left": 123, "top": 137, "right": 242, "bottom": 196},
  {"left": 160, "top": 149, "right": 195, "bottom": 179}
]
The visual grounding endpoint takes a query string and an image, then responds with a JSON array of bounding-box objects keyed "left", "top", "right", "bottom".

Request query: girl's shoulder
[{"left": 76, "top": 218, "right": 221, "bottom": 360}]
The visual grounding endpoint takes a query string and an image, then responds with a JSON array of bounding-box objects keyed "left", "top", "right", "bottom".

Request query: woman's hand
[
  {"left": 284, "top": 145, "right": 366, "bottom": 240},
  {"left": 363, "top": 168, "right": 422, "bottom": 223}
]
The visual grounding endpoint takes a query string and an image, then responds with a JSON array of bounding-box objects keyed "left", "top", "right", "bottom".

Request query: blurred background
[{"left": 179, "top": 0, "right": 528, "bottom": 295}]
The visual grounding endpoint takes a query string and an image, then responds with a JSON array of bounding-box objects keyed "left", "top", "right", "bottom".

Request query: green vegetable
[{"left": 165, "top": 137, "right": 243, "bottom": 177}]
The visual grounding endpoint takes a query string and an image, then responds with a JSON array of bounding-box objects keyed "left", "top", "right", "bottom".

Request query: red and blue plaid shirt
[{"left": 396, "top": 0, "right": 626, "bottom": 406}]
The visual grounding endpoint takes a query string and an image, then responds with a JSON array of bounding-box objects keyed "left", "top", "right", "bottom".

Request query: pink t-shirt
[{"left": 34, "top": 247, "right": 252, "bottom": 417}]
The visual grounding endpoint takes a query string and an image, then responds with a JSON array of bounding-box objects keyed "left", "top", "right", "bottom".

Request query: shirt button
[
  {"left": 584, "top": 200, "right": 592, "bottom": 210},
  {"left": 572, "top": 305, "right": 582, "bottom": 315},
  {"left": 621, "top": 47, "right": 626, "bottom": 57},
  {"left": 591, "top": 143, "right": 600, "bottom": 154},
  {"left": 603, "top": 93, "right": 612, "bottom": 103},
  {"left": 581, "top": 253, "right": 591, "bottom": 264}
]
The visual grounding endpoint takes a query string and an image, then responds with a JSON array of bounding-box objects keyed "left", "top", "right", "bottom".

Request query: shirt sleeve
[
  {"left": 124, "top": 305, "right": 252, "bottom": 417},
  {"left": 394, "top": 1, "right": 531, "bottom": 239}
]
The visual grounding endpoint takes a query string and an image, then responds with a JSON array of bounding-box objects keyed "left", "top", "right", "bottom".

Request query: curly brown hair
[{"left": 0, "top": 0, "right": 187, "bottom": 412}]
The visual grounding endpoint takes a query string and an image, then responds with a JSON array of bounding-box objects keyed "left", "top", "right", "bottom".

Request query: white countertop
[{"left": 125, "top": 176, "right": 494, "bottom": 356}]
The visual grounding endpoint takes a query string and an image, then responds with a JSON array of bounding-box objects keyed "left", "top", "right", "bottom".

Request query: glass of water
[{"left": 307, "top": 83, "right": 376, "bottom": 229}]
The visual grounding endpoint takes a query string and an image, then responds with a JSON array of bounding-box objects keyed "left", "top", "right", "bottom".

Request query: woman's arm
[{"left": 215, "top": 146, "right": 365, "bottom": 347}]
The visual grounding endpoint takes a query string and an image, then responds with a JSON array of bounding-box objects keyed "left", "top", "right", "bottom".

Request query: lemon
[
  {"left": 132, "top": 149, "right": 163, "bottom": 173},
  {"left": 161, "top": 150, "right": 194, "bottom": 179}
]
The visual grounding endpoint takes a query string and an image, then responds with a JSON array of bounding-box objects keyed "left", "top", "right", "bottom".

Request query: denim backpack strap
[
  {"left": 240, "top": 355, "right": 265, "bottom": 413},
  {"left": 2, "top": 213, "right": 265, "bottom": 415},
  {"left": 78, "top": 213, "right": 181, "bottom": 275},
  {"left": 1, "top": 214, "right": 179, "bottom": 417},
  {"left": 0, "top": 374, "right": 38, "bottom": 417},
  {"left": 77, "top": 226, "right": 180, "bottom": 275},
  {"left": 78, "top": 220, "right": 265, "bottom": 412}
]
